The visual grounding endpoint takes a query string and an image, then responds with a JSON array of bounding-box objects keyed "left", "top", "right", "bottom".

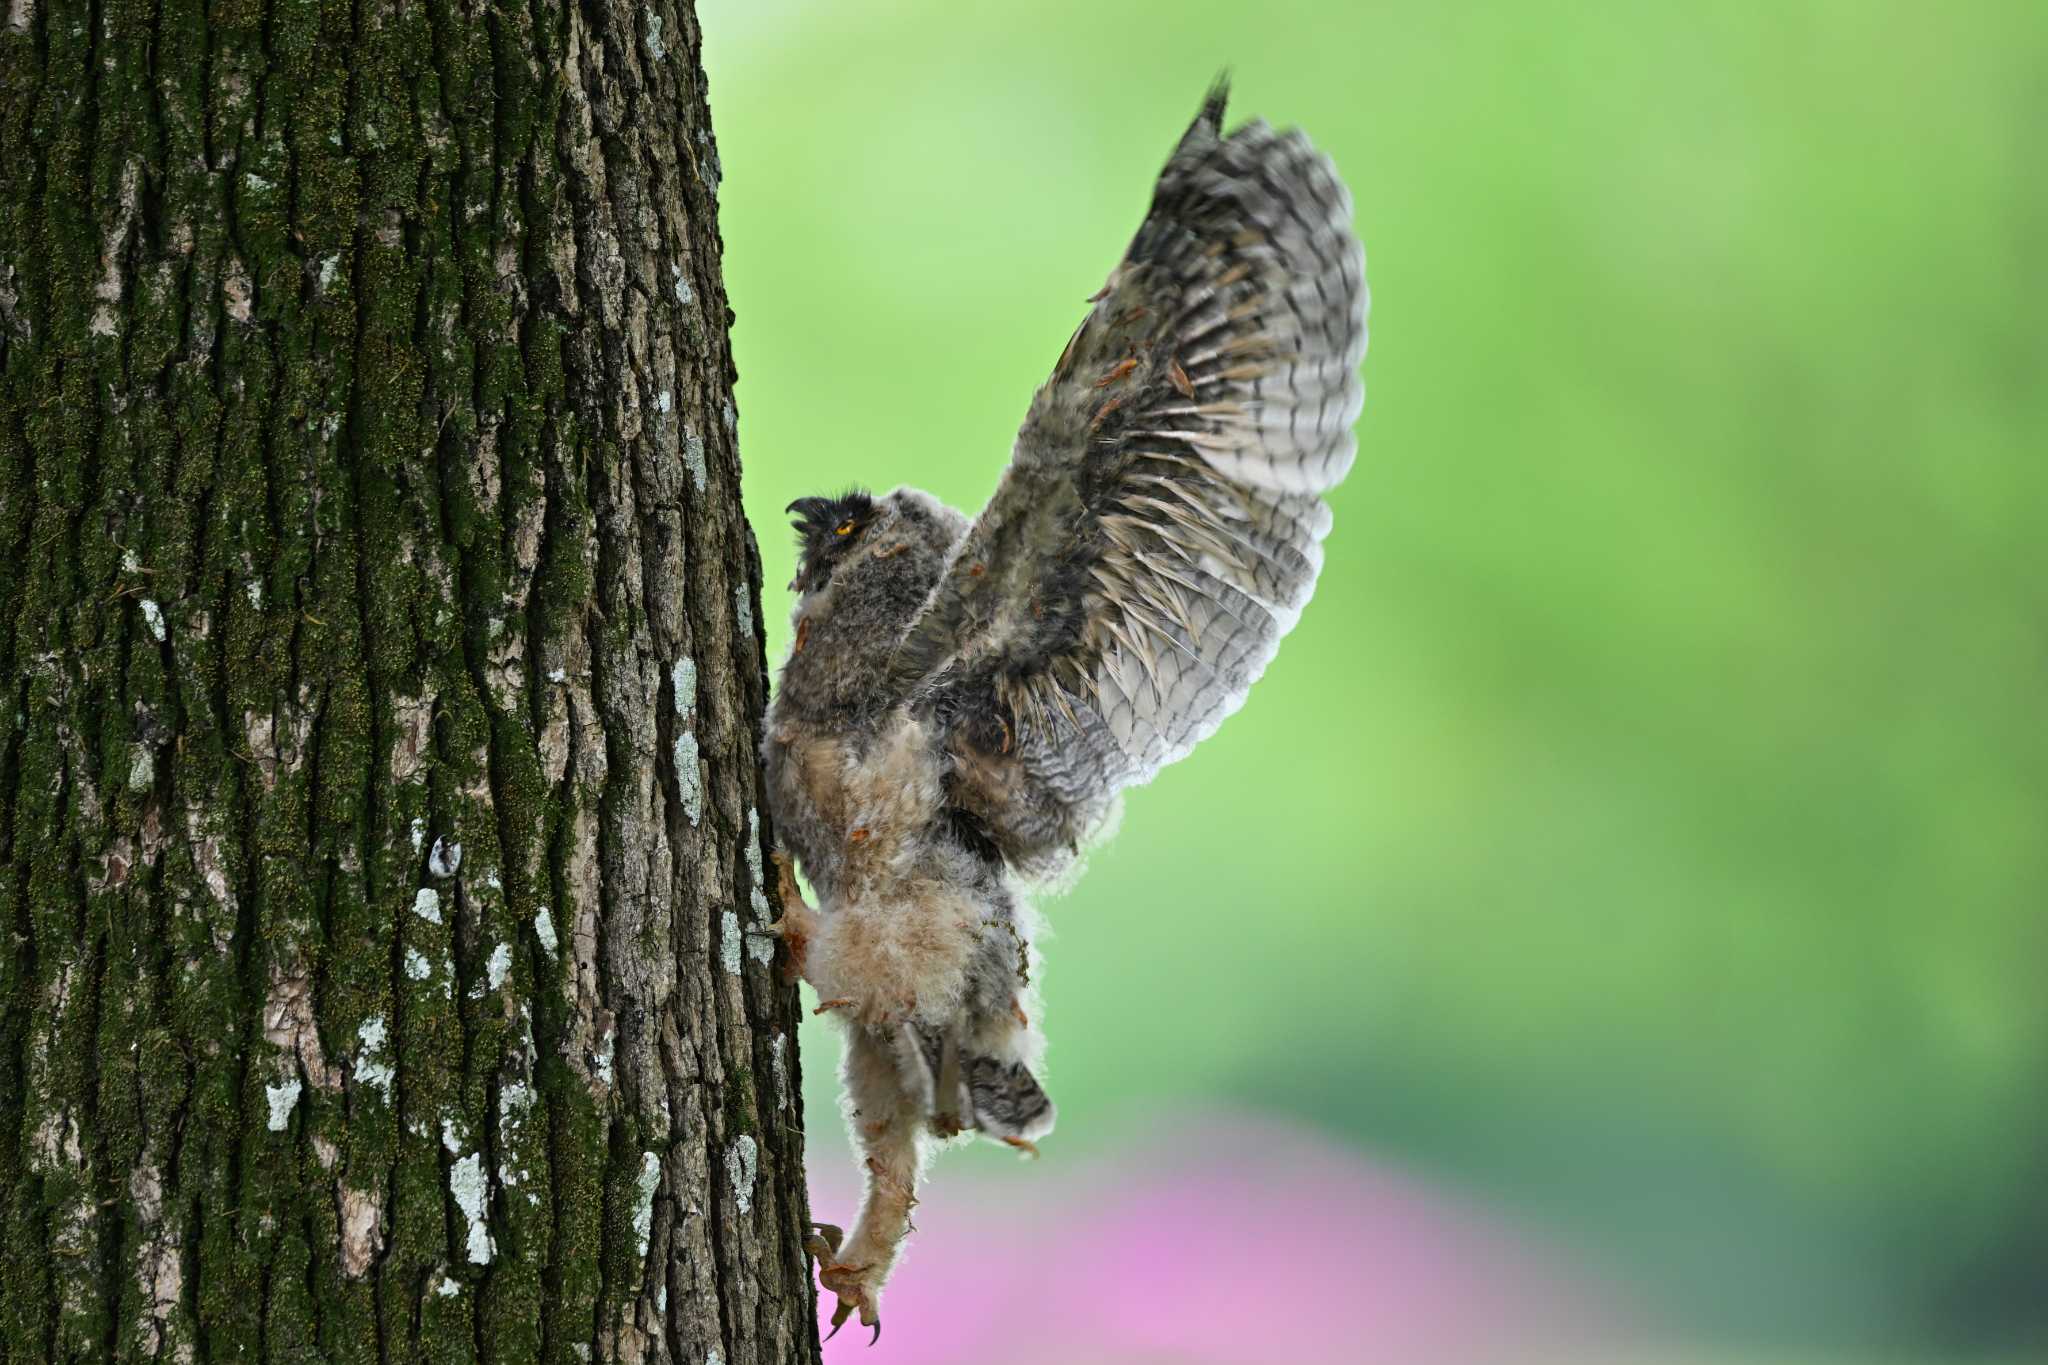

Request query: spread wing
[{"left": 892, "top": 82, "right": 1369, "bottom": 866}]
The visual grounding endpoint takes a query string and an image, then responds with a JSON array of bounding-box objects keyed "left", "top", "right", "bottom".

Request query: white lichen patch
[
  {"left": 497, "top": 1082, "right": 534, "bottom": 1190},
  {"left": 666, "top": 656, "right": 703, "bottom": 817},
  {"left": 318, "top": 255, "right": 339, "bottom": 291},
  {"left": 744, "top": 807, "right": 773, "bottom": 942},
  {"left": 770, "top": 1033, "right": 790, "bottom": 1110},
  {"left": 594, "top": 1027, "right": 615, "bottom": 1088},
  {"left": 244, "top": 578, "right": 263, "bottom": 609},
  {"left": 499, "top": 1080, "right": 532, "bottom": 1127},
  {"left": 632, "top": 1151, "right": 661, "bottom": 1257},
  {"left": 683, "top": 426, "right": 706, "bottom": 492},
  {"left": 726, "top": 1136, "right": 758, "bottom": 1215},
  {"left": 547, "top": 667, "right": 567, "bottom": 684},
  {"left": 644, "top": 10, "right": 664, "bottom": 61},
  {"left": 440, "top": 1116, "right": 466, "bottom": 1153},
  {"left": 436, "top": 1273, "right": 461, "bottom": 1298},
  {"left": 122, "top": 547, "right": 140, "bottom": 572},
  {"left": 533, "top": 906, "right": 558, "bottom": 956},
  {"left": 486, "top": 942, "right": 511, "bottom": 990},
  {"left": 671, "top": 656, "right": 696, "bottom": 720},
  {"left": 671, "top": 264, "right": 693, "bottom": 306},
  {"left": 139, "top": 598, "right": 166, "bottom": 641},
  {"left": 404, "top": 947, "right": 433, "bottom": 981},
  {"left": 410, "top": 817, "right": 426, "bottom": 853},
  {"left": 265, "top": 1076, "right": 302, "bottom": 1131},
  {"left": 733, "top": 584, "right": 753, "bottom": 641},
  {"left": 127, "top": 743, "right": 155, "bottom": 793},
  {"left": 674, "top": 731, "right": 702, "bottom": 826},
  {"left": 428, "top": 836, "right": 462, "bottom": 878},
  {"left": 411, "top": 888, "right": 442, "bottom": 924},
  {"left": 449, "top": 1151, "right": 493, "bottom": 1264},
  {"left": 656, "top": 389, "right": 672, "bottom": 416},
  {"left": 744, "top": 807, "right": 765, "bottom": 884},
  {"left": 354, "top": 1017, "right": 394, "bottom": 1097},
  {"left": 720, "top": 909, "right": 742, "bottom": 976}
]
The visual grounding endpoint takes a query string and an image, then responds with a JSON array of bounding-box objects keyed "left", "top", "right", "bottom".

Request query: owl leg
[
  {"left": 813, "top": 1027, "right": 925, "bottom": 1342},
  {"left": 759, "top": 850, "right": 822, "bottom": 985}
]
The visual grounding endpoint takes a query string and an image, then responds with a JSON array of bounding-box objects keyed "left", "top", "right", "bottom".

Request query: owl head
[{"left": 786, "top": 489, "right": 878, "bottom": 593}]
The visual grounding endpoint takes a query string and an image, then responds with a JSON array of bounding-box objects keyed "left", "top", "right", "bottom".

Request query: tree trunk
[{"left": 0, "top": 0, "right": 821, "bottom": 1357}]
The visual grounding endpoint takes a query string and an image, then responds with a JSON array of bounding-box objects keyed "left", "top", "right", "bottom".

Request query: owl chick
[{"left": 761, "top": 79, "right": 1367, "bottom": 1340}]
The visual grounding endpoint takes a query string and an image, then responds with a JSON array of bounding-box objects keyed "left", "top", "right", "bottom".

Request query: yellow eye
[{"left": 834, "top": 520, "right": 856, "bottom": 536}]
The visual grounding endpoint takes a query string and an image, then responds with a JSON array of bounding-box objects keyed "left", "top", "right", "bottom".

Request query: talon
[
  {"left": 1001, "top": 1135, "right": 1040, "bottom": 1159},
  {"left": 813, "top": 997, "right": 855, "bottom": 1015},
  {"left": 817, "top": 1254, "right": 880, "bottom": 1346}
]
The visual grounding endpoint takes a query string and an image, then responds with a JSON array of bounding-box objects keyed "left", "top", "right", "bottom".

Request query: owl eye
[{"left": 834, "top": 519, "right": 856, "bottom": 536}]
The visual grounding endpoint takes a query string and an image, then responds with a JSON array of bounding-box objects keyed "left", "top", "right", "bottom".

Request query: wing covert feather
[{"left": 894, "top": 83, "right": 1369, "bottom": 865}]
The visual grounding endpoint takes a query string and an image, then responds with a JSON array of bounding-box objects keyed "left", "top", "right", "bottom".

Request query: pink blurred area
[{"left": 807, "top": 1109, "right": 1647, "bottom": 1364}]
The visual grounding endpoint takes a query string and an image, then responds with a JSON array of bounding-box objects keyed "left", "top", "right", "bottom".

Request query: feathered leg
[{"left": 814, "top": 1026, "right": 924, "bottom": 1341}]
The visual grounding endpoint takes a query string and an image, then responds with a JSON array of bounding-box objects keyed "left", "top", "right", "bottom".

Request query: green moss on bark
[{"left": 1, "top": 0, "right": 817, "bottom": 1358}]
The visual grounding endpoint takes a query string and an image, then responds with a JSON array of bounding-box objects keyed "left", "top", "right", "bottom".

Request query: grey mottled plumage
[{"left": 762, "top": 80, "right": 1368, "bottom": 1336}]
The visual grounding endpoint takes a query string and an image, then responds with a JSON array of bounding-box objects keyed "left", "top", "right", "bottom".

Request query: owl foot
[
  {"left": 804, "top": 1224, "right": 879, "bottom": 1343},
  {"left": 820, "top": 1269, "right": 880, "bottom": 1345},
  {"left": 806, "top": 1225, "right": 881, "bottom": 1345},
  {"left": 759, "top": 851, "right": 821, "bottom": 984}
]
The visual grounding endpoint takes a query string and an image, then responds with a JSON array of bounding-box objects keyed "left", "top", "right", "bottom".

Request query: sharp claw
[
  {"left": 825, "top": 1298, "right": 853, "bottom": 1341},
  {"left": 867, "top": 1321, "right": 881, "bottom": 1346}
]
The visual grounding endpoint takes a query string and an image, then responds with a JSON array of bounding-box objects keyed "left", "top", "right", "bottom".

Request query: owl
[{"left": 760, "top": 80, "right": 1367, "bottom": 1340}]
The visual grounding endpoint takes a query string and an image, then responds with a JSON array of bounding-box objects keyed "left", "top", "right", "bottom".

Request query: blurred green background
[{"left": 699, "top": 1, "right": 2046, "bottom": 1358}]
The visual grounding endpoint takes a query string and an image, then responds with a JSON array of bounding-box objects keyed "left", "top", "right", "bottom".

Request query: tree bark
[{"left": 0, "top": 0, "right": 821, "bottom": 1357}]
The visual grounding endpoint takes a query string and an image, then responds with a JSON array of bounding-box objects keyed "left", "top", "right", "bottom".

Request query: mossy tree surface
[{"left": 0, "top": 0, "right": 820, "bottom": 1356}]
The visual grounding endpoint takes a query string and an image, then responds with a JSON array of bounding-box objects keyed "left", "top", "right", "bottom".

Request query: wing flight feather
[{"left": 892, "top": 81, "right": 1369, "bottom": 868}]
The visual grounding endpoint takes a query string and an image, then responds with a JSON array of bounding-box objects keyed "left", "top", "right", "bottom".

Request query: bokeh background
[{"left": 698, "top": 3, "right": 2046, "bottom": 1361}]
